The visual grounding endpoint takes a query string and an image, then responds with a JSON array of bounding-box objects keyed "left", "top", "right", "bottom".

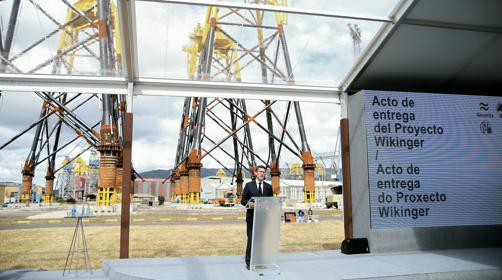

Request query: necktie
[{"left": 258, "top": 182, "right": 262, "bottom": 195}]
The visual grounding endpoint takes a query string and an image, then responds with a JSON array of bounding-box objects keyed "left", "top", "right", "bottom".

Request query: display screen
[{"left": 364, "top": 90, "right": 502, "bottom": 228}]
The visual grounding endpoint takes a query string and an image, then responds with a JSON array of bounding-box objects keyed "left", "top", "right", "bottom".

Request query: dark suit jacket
[{"left": 241, "top": 180, "right": 273, "bottom": 222}]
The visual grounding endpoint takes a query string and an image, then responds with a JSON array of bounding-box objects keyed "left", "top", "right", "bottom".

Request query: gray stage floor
[{"left": 2, "top": 247, "right": 501, "bottom": 280}]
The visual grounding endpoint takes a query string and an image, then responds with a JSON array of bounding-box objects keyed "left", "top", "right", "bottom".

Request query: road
[{"left": 0, "top": 204, "right": 343, "bottom": 229}]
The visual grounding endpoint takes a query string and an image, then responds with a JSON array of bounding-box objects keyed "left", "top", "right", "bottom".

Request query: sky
[{"left": 0, "top": 0, "right": 399, "bottom": 185}]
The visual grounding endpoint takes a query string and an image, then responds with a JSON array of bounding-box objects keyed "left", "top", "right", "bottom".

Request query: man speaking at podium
[{"left": 241, "top": 165, "right": 273, "bottom": 270}]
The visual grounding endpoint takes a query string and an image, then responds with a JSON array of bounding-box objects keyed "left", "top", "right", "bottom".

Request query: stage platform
[
  {"left": 102, "top": 247, "right": 502, "bottom": 280},
  {"left": 1, "top": 247, "right": 501, "bottom": 280}
]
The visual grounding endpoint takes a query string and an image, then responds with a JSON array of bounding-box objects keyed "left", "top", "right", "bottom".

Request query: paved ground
[
  {"left": 2, "top": 247, "right": 500, "bottom": 280},
  {"left": 0, "top": 269, "right": 106, "bottom": 280}
]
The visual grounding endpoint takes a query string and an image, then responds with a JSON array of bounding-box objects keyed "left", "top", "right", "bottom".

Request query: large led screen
[{"left": 364, "top": 90, "right": 502, "bottom": 229}]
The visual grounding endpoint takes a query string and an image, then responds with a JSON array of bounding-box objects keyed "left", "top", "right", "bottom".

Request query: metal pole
[
  {"left": 26, "top": 108, "right": 46, "bottom": 164},
  {"left": 97, "top": 0, "right": 116, "bottom": 148},
  {"left": 21, "top": 99, "right": 49, "bottom": 202},
  {"left": 256, "top": 10, "right": 268, "bottom": 84},
  {"left": 98, "top": 0, "right": 112, "bottom": 75},
  {"left": 277, "top": 29, "right": 310, "bottom": 151},
  {"left": 293, "top": 102, "right": 310, "bottom": 151},
  {"left": 265, "top": 100, "right": 277, "bottom": 163},
  {"left": 340, "top": 118, "right": 353, "bottom": 239},
  {"left": 46, "top": 93, "right": 66, "bottom": 173},
  {"left": 175, "top": 98, "right": 192, "bottom": 164},
  {"left": 202, "top": 15, "right": 217, "bottom": 80},
  {"left": 0, "top": 0, "right": 21, "bottom": 72},
  {"left": 240, "top": 100, "right": 256, "bottom": 167},
  {"left": 229, "top": 102, "right": 241, "bottom": 177},
  {"left": 192, "top": 98, "right": 207, "bottom": 152},
  {"left": 120, "top": 113, "right": 133, "bottom": 258}
]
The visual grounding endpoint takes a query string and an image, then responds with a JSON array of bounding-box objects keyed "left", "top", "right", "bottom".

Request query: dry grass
[{"left": 0, "top": 220, "right": 343, "bottom": 271}]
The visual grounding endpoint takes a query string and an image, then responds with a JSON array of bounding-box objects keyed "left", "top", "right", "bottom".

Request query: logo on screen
[
  {"left": 480, "top": 121, "right": 492, "bottom": 134},
  {"left": 477, "top": 102, "right": 494, "bottom": 118}
]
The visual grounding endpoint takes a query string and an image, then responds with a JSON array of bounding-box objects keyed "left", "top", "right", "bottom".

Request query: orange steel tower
[{"left": 173, "top": 0, "right": 317, "bottom": 203}]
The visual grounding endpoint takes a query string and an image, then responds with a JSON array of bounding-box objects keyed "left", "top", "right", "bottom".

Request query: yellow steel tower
[
  {"left": 17, "top": 0, "right": 124, "bottom": 205},
  {"left": 57, "top": 0, "right": 124, "bottom": 206},
  {"left": 175, "top": 0, "right": 317, "bottom": 203}
]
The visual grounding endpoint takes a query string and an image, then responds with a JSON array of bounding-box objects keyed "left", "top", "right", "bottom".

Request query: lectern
[{"left": 250, "top": 196, "right": 284, "bottom": 275}]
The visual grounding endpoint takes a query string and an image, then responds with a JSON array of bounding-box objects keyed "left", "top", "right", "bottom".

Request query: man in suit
[{"left": 240, "top": 165, "right": 273, "bottom": 270}]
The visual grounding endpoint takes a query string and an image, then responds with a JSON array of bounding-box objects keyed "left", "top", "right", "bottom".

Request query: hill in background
[
  {"left": 139, "top": 167, "right": 339, "bottom": 180},
  {"left": 139, "top": 168, "right": 230, "bottom": 179}
]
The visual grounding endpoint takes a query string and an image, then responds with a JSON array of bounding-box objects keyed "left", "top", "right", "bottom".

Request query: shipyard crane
[{"left": 347, "top": 23, "right": 362, "bottom": 61}]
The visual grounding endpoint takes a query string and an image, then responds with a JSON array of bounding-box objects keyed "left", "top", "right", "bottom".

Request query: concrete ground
[
  {"left": 0, "top": 269, "right": 106, "bottom": 280},
  {"left": 102, "top": 247, "right": 502, "bottom": 280},
  {"left": 2, "top": 247, "right": 501, "bottom": 280}
]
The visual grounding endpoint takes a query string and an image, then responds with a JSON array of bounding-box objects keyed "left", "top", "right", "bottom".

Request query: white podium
[{"left": 250, "top": 196, "right": 285, "bottom": 275}]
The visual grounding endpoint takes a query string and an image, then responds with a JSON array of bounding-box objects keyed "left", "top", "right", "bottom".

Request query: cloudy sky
[{"left": 0, "top": 0, "right": 398, "bottom": 185}]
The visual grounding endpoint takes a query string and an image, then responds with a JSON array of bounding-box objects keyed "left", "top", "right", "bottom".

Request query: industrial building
[
  {"left": 0, "top": 182, "right": 18, "bottom": 204},
  {"left": 0, "top": 182, "right": 44, "bottom": 204}
]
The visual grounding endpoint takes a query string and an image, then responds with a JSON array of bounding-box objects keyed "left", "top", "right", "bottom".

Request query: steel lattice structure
[
  {"left": 0, "top": 0, "right": 127, "bottom": 205},
  {"left": 172, "top": 1, "right": 318, "bottom": 203},
  {"left": 0, "top": 0, "right": 395, "bottom": 206}
]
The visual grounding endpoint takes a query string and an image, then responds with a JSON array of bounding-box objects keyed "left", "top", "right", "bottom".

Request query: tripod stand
[{"left": 63, "top": 216, "right": 92, "bottom": 276}]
